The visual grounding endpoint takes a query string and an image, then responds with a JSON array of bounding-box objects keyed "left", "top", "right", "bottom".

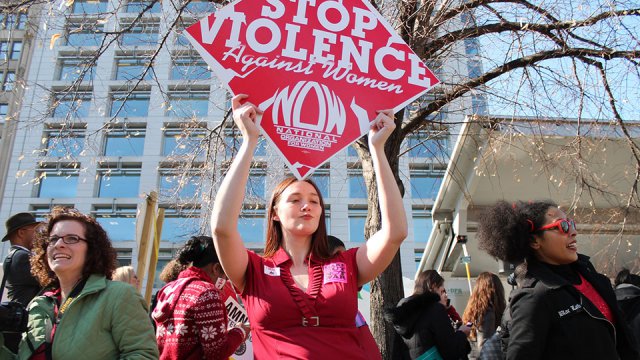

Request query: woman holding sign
[{"left": 211, "top": 94, "right": 407, "bottom": 359}]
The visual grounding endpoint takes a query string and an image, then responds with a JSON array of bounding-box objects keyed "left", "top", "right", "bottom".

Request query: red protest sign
[{"left": 185, "top": 0, "right": 439, "bottom": 179}]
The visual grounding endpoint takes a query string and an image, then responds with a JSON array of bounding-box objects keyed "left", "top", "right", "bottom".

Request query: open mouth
[
  {"left": 567, "top": 242, "right": 577, "bottom": 251},
  {"left": 52, "top": 254, "right": 71, "bottom": 260}
]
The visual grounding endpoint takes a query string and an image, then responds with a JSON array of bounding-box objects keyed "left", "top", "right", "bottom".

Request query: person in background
[
  {"left": 462, "top": 272, "right": 506, "bottom": 357},
  {"left": 1, "top": 213, "right": 42, "bottom": 353},
  {"left": 112, "top": 265, "right": 140, "bottom": 289},
  {"left": 211, "top": 94, "right": 407, "bottom": 359},
  {"left": 477, "top": 200, "right": 638, "bottom": 359},
  {"left": 152, "top": 235, "right": 249, "bottom": 360},
  {"left": 386, "top": 270, "right": 472, "bottom": 360},
  {"left": 0, "top": 207, "right": 158, "bottom": 359},
  {"left": 159, "top": 259, "right": 188, "bottom": 284},
  {"left": 615, "top": 268, "right": 640, "bottom": 352},
  {"left": 327, "top": 235, "right": 382, "bottom": 360}
]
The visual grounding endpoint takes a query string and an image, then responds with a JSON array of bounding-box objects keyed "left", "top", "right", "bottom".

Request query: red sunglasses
[{"left": 538, "top": 218, "right": 576, "bottom": 234}]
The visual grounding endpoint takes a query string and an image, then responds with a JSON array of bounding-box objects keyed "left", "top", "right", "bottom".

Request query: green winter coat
[{"left": 1, "top": 274, "right": 159, "bottom": 359}]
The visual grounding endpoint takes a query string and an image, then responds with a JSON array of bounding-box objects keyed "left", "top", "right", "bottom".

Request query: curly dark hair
[
  {"left": 176, "top": 236, "right": 219, "bottom": 268},
  {"left": 159, "top": 259, "right": 188, "bottom": 283},
  {"left": 476, "top": 200, "right": 557, "bottom": 263},
  {"left": 30, "top": 207, "right": 117, "bottom": 288}
]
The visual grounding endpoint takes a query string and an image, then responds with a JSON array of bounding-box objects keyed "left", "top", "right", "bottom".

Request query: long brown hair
[
  {"left": 263, "top": 177, "right": 330, "bottom": 259},
  {"left": 463, "top": 272, "right": 506, "bottom": 340},
  {"left": 413, "top": 270, "right": 444, "bottom": 295}
]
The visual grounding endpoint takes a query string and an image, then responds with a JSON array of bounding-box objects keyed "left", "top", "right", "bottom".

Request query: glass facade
[
  {"left": 97, "top": 165, "right": 141, "bottom": 197},
  {"left": 103, "top": 127, "right": 146, "bottom": 156},
  {"left": 110, "top": 92, "right": 150, "bottom": 118}
]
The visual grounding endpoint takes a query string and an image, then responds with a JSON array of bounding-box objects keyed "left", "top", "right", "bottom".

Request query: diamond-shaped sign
[{"left": 185, "top": 0, "right": 440, "bottom": 179}]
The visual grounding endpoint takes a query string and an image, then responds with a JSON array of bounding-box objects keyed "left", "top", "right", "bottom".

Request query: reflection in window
[
  {"left": 348, "top": 208, "right": 367, "bottom": 243},
  {"left": 159, "top": 169, "right": 201, "bottom": 200},
  {"left": 310, "top": 169, "right": 330, "bottom": 199},
  {"left": 120, "top": 22, "right": 159, "bottom": 46},
  {"left": 348, "top": 171, "right": 367, "bottom": 199},
  {"left": 66, "top": 25, "right": 105, "bottom": 47},
  {"left": 409, "top": 169, "right": 444, "bottom": 199},
  {"left": 184, "top": 0, "right": 216, "bottom": 14},
  {"left": 2, "top": 71, "right": 15, "bottom": 91},
  {"left": 0, "top": 13, "right": 28, "bottom": 30},
  {"left": 44, "top": 127, "right": 85, "bottom": 157},
  {"left": 171, "top": 56, "right": 210, "bottom": 80},
  {"left": 97, "top": 164, "right": 141, "bottom": 197},
  {"left": 58, "top": 57, "right": 95, "bottom": 81},
  {"left": 163, "top": 126, "right": 207, "bottom": 156},
  {"left": 412, "top": 209, "right": 433, "bottom": 243},
  {"left": 406, "top": 133, "right": 449, "bottom": 159},
  {"left": 166, "top": 92, "right": 209, "bottom": 118},
  {"left": 160, "top": 208, "right": 201, "bottom": 242},
  {"left": 126, "top": 0, "right": 161, "bottom": 13},
  {"left": 31, "top": 204, "right": 74, "bottom": 222},
  {"left": 37, "top": 165, "right": 79, "bottom": 198},
  {"left": 51, "top": 92, "right": 92, "bottom": 119},
  {"left": 114, "top": 56, "right": 153, "bottom": 80},
  {"left": 224, "top": 130, "right": 266, "bottom": 157},
  {"left": 103, "top": 126, "right": 145, "bottom": 156},
  {"left": 110, "top": 92, "right": 150, "bottom": 118},
  {"left": 246, "top": 168, "right": 266, "bottom": 201},
  {"left": 94, "top": 206, "right": 137, "bottom": 241},
  {"left": 239, "top": 208, "right": 264, "bottom": 242},
  {"left": 72, "top": 0, "right": 108, "bottom": 13}
]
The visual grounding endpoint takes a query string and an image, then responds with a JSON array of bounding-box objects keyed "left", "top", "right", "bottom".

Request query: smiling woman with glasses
[
  {"left": 0, "top": 207, "right": 158, "bottom": 359},
  {"left": 476, "top": 200, "right": 638, "bottom": 360}
]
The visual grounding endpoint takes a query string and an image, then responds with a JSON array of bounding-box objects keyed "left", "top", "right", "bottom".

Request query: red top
[
  {"left": 242, "top": 247, "right": 368, "bottom": 359},
  {"left": 153, "top": 266, "right": 245, "bottom": 360},
  {"left": 573, "top": 273, "right": 615, "bottom": 323}
]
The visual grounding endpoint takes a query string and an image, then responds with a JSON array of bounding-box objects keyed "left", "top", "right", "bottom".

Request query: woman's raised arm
[
  {"left": 356, "top": 110, "right": 408, "bottom": 286},
  {"left": 211, "top": 94, "right": 262, "bottom": 292}
]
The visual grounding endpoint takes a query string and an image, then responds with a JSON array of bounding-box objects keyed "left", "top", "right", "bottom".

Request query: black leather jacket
[{"left": 507, "top": 255, "right": 639, "bottom": 360}]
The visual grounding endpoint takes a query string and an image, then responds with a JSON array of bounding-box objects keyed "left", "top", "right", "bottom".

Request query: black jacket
[
  {"left": 385, "top": 292, "right": 471, "bottom": 360},
  {"left": 507, "top": 255, "right": 639, "bottom": 360},
  {"left": 3, "top": 246, "right": 40, "bottom": 306},
  {"left": 616, "top": 283, "right": 640, "bottom": 353}
]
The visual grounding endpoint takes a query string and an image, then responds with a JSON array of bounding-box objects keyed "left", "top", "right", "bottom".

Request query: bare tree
[{"left": 4, "top": 0, "right": 640, "bottom": 358}]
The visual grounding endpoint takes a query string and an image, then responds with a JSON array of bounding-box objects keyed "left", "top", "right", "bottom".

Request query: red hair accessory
[{"left": 526, "top": 219, "right": 535, "bottom": 232}]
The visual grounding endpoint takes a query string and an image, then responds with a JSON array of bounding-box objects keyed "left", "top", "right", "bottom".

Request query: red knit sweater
[{"left": 152, "top": 267, "right": 245, "bottom": 360}]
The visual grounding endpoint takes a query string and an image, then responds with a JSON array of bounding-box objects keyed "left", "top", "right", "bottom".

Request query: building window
[
  {"left": 31, "top": 204, "right": 75, "bottom": 222},
  {"left": 72, "top": 0, "right": 108, "bottom": 13},
  {"left": 166, "top": 91, "right": 209, "bottom": 118},
  {"left": 0, "top": 13, "right": 28, "bottom": 30},
  {"left": 93, "top": 205, "right": 137, "bottom": 241},
  {"left": 159, "top": 167, "right": 202, "bottom": 200},
  {"left": 58, "top": 57, "right": 95, "bottom": 81},
  {"left": 51, "top": 92, "right": 92, "bottom": 119},
  {"left": 464, "top": 38, "right": 480, "bottom": 56},
  {"left": 153, "top": 250, "right": 175, "bottom": 289},
  {"left": 174, "top": 31, "right": 192, "bottom": 47},
  {"left": 43, "top": 126, "right": 85, "bottom": 157},
  {"left": 223, "top": 129, "right": 266, "bottom": 157},
  {"left": 468, "top": 58, "right": 483, "bottom": 79},
  {"left": 0, "top": 103, "right": 8, "bottom": 118},
  {"left": 406, "top": 132, "right": 449, "bottom": 158},
  {"left": 409, "top": 168, "right": 444, "bottom": 199},
  {"left": 246, "top": 168, "right": 266, "bottom": 201},
  {"left": 103, "top": 125, "right": 145, "bottom": 156},
  {"left": 2, "top": 72, "right": 15, "bottom": 91},
  {"left": 348, "top": 170, "right": 367, "bottom": 199},
  {"left": 170, "top": 56, "right": 210, "bottom": 80},
  {"left": 120, "top": 22, "right": 159, "bottom": 46},
  {"left": 37, "top": 164, "right": 79, "bottom": 198},
  {"left": 239, "top": 207, "right": 265, "bottom": 242},
  {"left": 110, "top": 92, "right": 150, "bottom": 118},
  {"left": 116, "top": 249, "right": 132, "bottom": 267},
  {"left": 160, "top": 207, "right": 201, "bottom": 242},
  {"left": 309, "top": 168, "right": 330, "bottom": 199},
  {"left": 348, "top": 208, "right": 367, "bottom": 243},
  {"left": 65, "top": 25, "right": 105, "bottom": 47},
  {"left": 0, "top": 41, "right": 21, "bottom": 60},
  {"left": 472, "top": 94, "right": 487, "bottom": 115},
  {"left": 126, "top": 0, "right": 161, "bottom": 13},
  {"left": 184, "top": 0, "right": 216, "bottom": 14},
  {"left": 412, "top": 208, "right": 433, "bottom": 243},
  {"left": 415, "top": 250, "right": 424, "bottom": 270},
  {"left": 114, "top": 56, "right": 153, "bottom": 81},
  {"left": 163, "top": 125, "right": 207, "bottom": 156},
  {"left": 97, "top": 163, "right": 141, "bottom": 198}
]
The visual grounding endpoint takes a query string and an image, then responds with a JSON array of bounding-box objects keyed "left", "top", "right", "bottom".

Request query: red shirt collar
[{"left": 270, "top": 247, "right": 322, "bottom": 266}]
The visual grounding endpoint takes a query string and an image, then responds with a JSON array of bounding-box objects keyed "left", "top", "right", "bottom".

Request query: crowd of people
[{"left": 1, "top": 97, "right": 639, "bottom": 360}]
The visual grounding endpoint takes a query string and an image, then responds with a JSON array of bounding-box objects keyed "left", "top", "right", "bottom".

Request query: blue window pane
[
  {"left": 115, "top": 58, "right": 153, "bottom": 80},
  {"left": 52, "top": 96, "right": 91, "bottom": 119},
  {"left": 413, "top": 216, "right": 433, "bottom": 243},
  {"left": 72, "top": 0, "right": 107, "bottom": 14},
  {"left": 104, "top": 133, "right": 145, "bottom": 156},
  {"left": 238, "top": 216, "right": 264, "bottom": 242},
  {"left": 410, "top": 174, "right": 443, "bottom": 199},
  {"left": 347, "top": 145, "right": 358, "bottom": 157},
  {"left": 120, "top": 24, "right": 158, "bottom": 46},
  {"left": 67, "top": 32, "right": 105, "bottom": 47},
  {"left": 349, "top": 215, "right": 366, "bottom": 243},
  {"left": 161, "top": 216, "right": 200, "bottom": 242},
  {"left": 59, "top": 59, "right": 95, "bottom": 81},
  {"left": 110, "top": 94, "right": 150, "bottom": 117},
  {"left": 16, "top": 14, "right": 27, "bottom": 30},
  {"left": 163, "top": 131, "right": 206, "bottom": 156},
  {"left": 160, "top": 174, "right": 200, "bottom": 199},
  {"left": 175, "top": 33, "right": 192, "bottom": 47},
  {"left": 38, "top": 174, "right": 78, "bottom": 197},
  {"left": 99, "top": 173, "right": 141, "bottom": 197},
  {"left": 171, "top": 60, "right": 210, "bottom": 80},
  {"left": 246, "top": 174, "right": 265, "bottom": 200},
  {"left": 166, "top": 94, "right": 208, "bottom": 118},
  {"left": 97, "top": 216, "right": 136, "bottom": 241},
  {"left": 348, "top": 174, "right": 367, "bottom": 198},
  {"left": 126, "top": 1, "right": 161, "bottom": 13},
  {"left": 407, "top": 136, "right": 449, "bottom": 158},
  {"left": 46, "top": 136, "right": 84, "bottom": 157},
  {"left": 310, "top": 174, "right": 329, "bottom": 199},
  {"left": 185, "top": 1, "right": 215, "bottom": 14}
]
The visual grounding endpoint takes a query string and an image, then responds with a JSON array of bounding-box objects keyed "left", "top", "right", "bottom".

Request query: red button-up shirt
[{"left": 242, "top": 247, "right": 368, "bottom": 359}]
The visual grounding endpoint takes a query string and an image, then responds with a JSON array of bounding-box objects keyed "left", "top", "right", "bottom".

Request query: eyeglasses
[
  {"left": 538, "top": 218, "right": 576, "bottom": 234},
  {"left": 47, "top": 234, "right": 86, "bottom": 246}
]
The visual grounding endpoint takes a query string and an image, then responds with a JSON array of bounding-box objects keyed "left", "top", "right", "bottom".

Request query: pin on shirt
[{"left": 264, "top": 265, "right": 281, "bottom": 277}]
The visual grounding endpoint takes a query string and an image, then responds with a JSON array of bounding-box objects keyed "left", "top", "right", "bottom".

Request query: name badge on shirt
[
  {"left": 215, "top": 277, "right": 226, "bottom": 290},
  {"left": 264, "top": 265, "right": 281, "bottom": 276},
  {"left": 323, "top": 262, "right": 348, "bottom": 284}
]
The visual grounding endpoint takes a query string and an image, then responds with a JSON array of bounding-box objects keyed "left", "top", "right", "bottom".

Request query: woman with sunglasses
[
  {"left": 0, "top": 207, "right": 158, "bottom": 359},
  {"left": 477, "top": 200, "right": 638, "bottom": 359}
]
